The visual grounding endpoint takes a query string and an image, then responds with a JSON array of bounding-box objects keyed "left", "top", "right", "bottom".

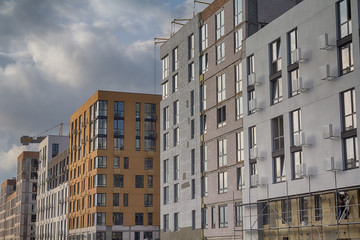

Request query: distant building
[
  {"left": 35, "top": 135, "right": 70, "bottom": 240},
  {"left": 0, "top": 151, "right": 39, "bottom": 240},
  {"left": 68, "top": 91, "right": 161, "bottom": 240}
]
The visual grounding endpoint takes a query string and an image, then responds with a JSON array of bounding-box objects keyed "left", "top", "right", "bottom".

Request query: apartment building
[
  {"left": 241, "top": 0, "right": 360, "bottom": 239},
  {"left": 68, "top": 91, "right": 161, "bottom": 240},
  {"left": 36, "top": 135, "right": 70, "bottom": 240},
  {"left": 160, "top": 0, "right": 300, "bottom": 239},
  {"left": 0, "top": 151, "right": 39, "bottom": 240}
]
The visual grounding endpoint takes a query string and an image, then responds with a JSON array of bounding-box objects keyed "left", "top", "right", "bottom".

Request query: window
[
  {"left": 135, "top": 213, "right": 143, "bottom": 225},
  {"left": 201, "top": 176, "right": 208, "bottom": 197},
  {"left": 340, "top": 42, "right": 354, "bottom": 75},
  {"left": 236, "top": 97, "right": 243, "bottom": 120},
  {"left": 113, "top": 213, "right": 123, "bottom": 225},
  {"left": 272, "top": 116, "right": 284, "bottom": 151},
  {"left": 197, "top": 209, "right": 205, "bottom": 231},
  {"left": 144, "top": 194, "right": 153, "bottom": 207},
  {"left": 237, "top": 131, "right": 244, "bottom": 162},
  {"left": 174, "top": 183, "right": 179, "bottom": 202},
  {"left": 191, "top": 149, "right": 195, "bottom": 175},
  {"left": 250, "top": 162, "right": 257, "bottom": 187},
  {"left": 281, "top": 199, "right": 292, "bottom": 223},
  {"left": 95, "top": 156, "right": 107, "bottom": 168},
  {"left": 162, "top": 55, "right": 169, "bottom": 79},
  {"left": 344, "top": 136, "right": 358, "bottom": 169},
  {"left": 191, "top": 179, "right": 195, "bottom": 199},
  {"left": 190, "top": 90, "right": 194, "bottom": 116},
  {"left": 201, "top": 144, "right": 208, "bottom": 172},
  {"left": 235, "top": 28, "right": 243, "bottom": 52},
  {"left": 123, "top": 194, "right": 128, "bottom": 207},
  {"left": 271, "top": 77, "right": 283, "bottom": 104},
  {"left": 95, "top": 136, "right": 107, "bottom": 150},
  {"left": 52, "top": 144, "right": 59, "bottom": 157},
  {"left": 291, "top": 109, "right": 302, "bottom": 146},
  {"left": 113, "top": 136, "right": 124, "bottom": 151},
  {"left": 211, "top": 206, "right": 216, "bottom": 228},
  {"left": 94, "top": 213, "right": 106, "bottom": 225},
  {"left": 188, "top": 62, "right": 194, "bottom": 82},
  {"left": 237, "top": 166, "right": 245, "bottom": 189},
  {"left": 113, "top": 175, "right": 124, "bottom": 188},
  {"left": 94, "top": 174, "right": 106, "bottom": 187},
  {"left": 292, "top": 151, "right": 303, "bottom": 179},
  {"left": 148, "top": 175, "right": 153, "bottom": 188},
  {"left": 288, "top": 28, "right": 298, "bottom": 65},
  {"left": 216, "top": 42, "right": 225, "bottom": 64},
  {"left": 289, "top": 68, "right": 300, "bottom": 97},
  {"left": 148, "top": 213, "right": 153, "bottom": 225},
  {"left": 94, "top": 193, "right": 106, "bottom": 206},
  {"left": 164, "top": 186, "right": 169, "bottom": 204},
  {"left": 235, "top": 62, "right": 242, "bottom": 93},
  {"left": 218, "top": 139, "right": 227, "bottom": 167},
  {"left": 216, "top": 10, "right": 224, "bottom": 40},
  {"left": 314, "top": 195, "right": 322, "bottom": 221},
  {"left": 113, "top": 157, "right": 120, "bottom": 169},
  {"left": 218, "top": 171, "right": 227, "bottom": 193},
  {"left": 201, "top": 24, "right": 208, "bottom": 50},
  {"left": 172, "top": 74, "right": 178, "bottom": 93},
  {"left": 201, "top": 114, "right": 207, "bottom": 134},
  {"left": 342, "top": 89, "right": 356, "bottom": 131},
  {"left": 162, "top": 81, "right": 169, "bottom": 99},
  {"left": 163, "top": 214, "right": 169, "bottom": 232},
  {"left": 163, "top": 106, "right": 169, "bottom": 130},
  {"left": 114, "top": 101, "right": 124, "bottom": 118},
  {"left": 113, "top": 193, "right": 119, "bottom": 206},
  {"left": 174, "top": 155, "right": 179, "bottom": 180},
  {"left": 248, "top": 54, "right": 255, "bottom": 74},
  {"left": 191, "top": 119, "right": 195, "bottom": 139},
  {"left": 338, "top": 0, "right": 352, "bottom": 39},
  {"left": 299, "top": 197, "right": 308, "bottom": 223},
  {"left": 235, "top": 203, "right": 243, "bottom": 226},
  {"left": 173, "top": 100, "right": 179, "bottom": 125},
  {"left": 201, "top": 84, "right": 207, "bottom": 111},
  {"left": 248, "top": 89, "right": 256, "bottom": 115},
  {"left": 95, "top": 118, "right": 107, "bottom": 136},
  {"left": 135, "top": 175, "right": 144, "bottom": 188},
  {"left": 95, "top": 232, "right": 106, "bottom": 240},
  {"left": 174, "top": 212, "right": 179, "bottom": 231},
  {"left": 173, "top": 47, "right": 178, "bottom": 71},
  {"left": 192, "top": 210, "right": 196, "bottom": 230},
  {"left": 270, "top": 39, "right": 281, "bottom": 74},
  {"left": 144, "top": 158, "right": 153, "bottom": 170},
  {"left": 234, "top": 0, "right": 242, "bottom": 26},
  {"left": 95, "top": 100, "right": 107, "bottom": 117},
  {"left": 262, "top": 203, "right": 269, "bottom": 225},
  {"left": 163, "top": 159, "right": 169, "bottom": 183},
  {"left": 124, "top": 157, "right": 129, "bottom": 169},
  {"left": 249, "top": 125, "right": 256, "bottom": 151},
  {"left": 201, "top": 53, "right": 208, "bottom": 73},
  {"left": 219, "top": 205, "right": 228, "bottom": 228},
  {"left": 188, "top": 34, "right": 194, "bottom": 59},
  {"left": 163, "top": 133, "right": 169, "bottom": 151},
  {"left": 274, "top": 156, "right": 285, "bottom": 182},
  {"left": 217, "top": 106, "right": 226, "bottom": 128}
]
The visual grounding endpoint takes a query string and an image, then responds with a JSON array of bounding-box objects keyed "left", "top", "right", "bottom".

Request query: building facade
[
  {"left": 68, "top": 91, "right": 161, "bottom": 240},
  {"left": 160, "top": 0, "right": 300, "bottom": 239},
  {"left": 241, "top": 0, "right": 360, "bottom": 239},
  {"left": 0, "top": 151, "right": 39, "bottom": 240},
  {"left": 36, "top": 135, "right": 70, "bottom": 240}
]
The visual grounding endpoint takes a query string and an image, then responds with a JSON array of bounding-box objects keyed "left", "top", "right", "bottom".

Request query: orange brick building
[{"left": 68, "top": 91, "right": 161, "bottom": 240}]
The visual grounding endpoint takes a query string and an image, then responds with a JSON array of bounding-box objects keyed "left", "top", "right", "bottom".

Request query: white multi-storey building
[{"left": 36, "top": 136, "right": 69, "bottom": 240}]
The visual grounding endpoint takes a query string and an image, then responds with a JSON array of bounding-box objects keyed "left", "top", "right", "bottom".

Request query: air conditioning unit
[
  {"left": 324, "top": 157, "right": 335, "bottom": 172},
  {"left": 294, "top": 132, "right": 306, "bottom": 147},
  {"left": 296, "top": 163, "right": 306, "bottom": 177},
  {"left": 291, "top": 48, "right": 306, "bottom": 63},
  {"left": 320, "top": 65, "right": 335, "bottom": 80},
  {"left": 323, "top": 124, "right": 336, "bottom": 139},
  {"left": 319, "top": 33, "right": 334, "bottom": 50},
  {"left": 249, "top": 98, "right": 260, "bottom": 112},
  {"left": 248, "top": 73, "right": 259, "bottom": 86},
  {"left": 251, "top": 174, "right": 260, "bottom": 187},
  {"left": 250, "top": 147, "right": 258, "bottom": 159},
  {"left": 292, "top": 77, "right": 308, "bottom": 92}
]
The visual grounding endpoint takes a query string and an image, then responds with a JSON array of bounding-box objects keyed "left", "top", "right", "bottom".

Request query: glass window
[
  {"left": 217, "top": 74, "right": 226, "bottom": 102},
  {"left": 211, "top": 206, "right": 216, "bottom": 228},
  {"left": 289, "top": 68, "right": 300, "bottom": 97},
  {"left": 94, "top": 193, "right": 106, "bottom": 206},
  {"left": 95, "top": 156, "right": 107, "bottom": 168},
  {"left": 291, "top": 109, "right": 302, "bottom": 146},
  {"left": 164, "top": 214, "right": 169, "bottom": 232},
  {"left": 113, "top": 157, "right": 120, "bottom": 169},
  {"left": 234, "top": 0, "right": 242, "bottom": 26},
  {"left": 343, "top": 89, "right": 356, "bottom": 131},
  {"left": 95, "top": 100, "right": 107, "bottom": 117},
  {"left": 113, "top": 193, "right": 119, "bottom": 206},
  {"left": 216, "top": 42, "right": 225, "bottom": 64},
  {"left": 274, "top": 156, "right": 286, "bottom": 182},
  {"left": 201, "top": 176, "right": 208, "bottom": 197},
  {"left": 218, "top": 139, "right": 227, "bottom": 167},
  {"left": 114, "top": 137, "right": 124, "bottom": 150},
  {"left": 338, "top": 0, "right": 352, "bottom": 39},
  {"left": 201, "top": 24, "right": 208, "bottom": 50},
  {"left": 163, "top": 186, "right": 169, "bottom": 204},
  {"left": 95, "top": 118, "right": 107, "bottom": 135},
  {"left": 299, "top": 197, "right": 308, "bottom": 222},
  {"left": 162, "top": 55, "right": 169, "bottom": 79},
  {"left": 113, "top": 175, "right": 124, "bottom": 188},
  {"left": 172, "top": 74, "right": 178, "bottom": 93},
  {"left": 144, "top": 194, "right": 153, "bottom": 207},
  {"left": 148, "top": 175, "right": 153, "bottom": 188},
  {"left": 163, "top": 159, "right": 169, "bottom": 183},
  {"left": 201, "top": 84, "right": 207, "bottom": 111},
  {"left": 173, "top": 47, "right": 178, "bottom": 71},
  {"left": 237, "top": 166, "right": 245, "bottom": 189},
  {"left": 192, "top": 210, "right": 196, "bottom": 230},
  {"left": 163, "top": 133, "right": 169, "bottom": 151},
  {"left": 188, "top": 34, "right": 194, "bottom": 59},
  {"left": 174, "top": 183, "right": 179, "bottom": 202},
  {"left": 201, "top": 53, "right": 208, "bottom": 73},
  {"left": 124, "top": 157, "right": 129, "bottom": 169},
  {"left": 235, "top": 28, "right": 243, "bottom": 52},
  {"left": 94, "top": 213, "right": 106, "bottom": 226},
  {"left": 271, "top": 77, "right": 283, "bottom": 105},
  {"left": 219, "top": 205, "right": 228, "bottom": 228},
  {"left": 144, "top": 158, "right": 153, "bottom": 170},
  {"left": 113, "top": 213, "right": 123, "bottom": 225},
  {"left": 270, "top": 39, "right": 281, "bottom": 74},
  {"left": 235, "top": 62, "right": 242, "bottom": 93},
  {"left": 236, "top": 97, "right": 243, "bottom": 120},
  {"left": 188, "top": 62, "right": 194, "bottom": 82},
  {"left": 235, "top": 203, "right": 243, "bottom": 226},
  {"left": 190, "top": 90, "right": 194, "bottom": 116},
  {"left": 163, "top": 106, "right": 169, "bottom": 130},
  {"left": 123, "top": 194, "right": 128, "bottom": 207},
  {"left": 148, "top": 213, "right": 153, "bottom": 225},
  {"left": 135, "top": 213, "right": 143, "bottom": 225},
  {"left": 94, "top": 174, "right": 106, "bottom": 187},
  {"left": 218, "top": 171, "right": 228, "bottom": 193},
  {"left": 174, "top": 212, "right": 179, "bottom": 231},
  {"left": 162, "top": 81, "right": 169, "bottom": 99},
  {"left": 135, "top": 175, "right": 144, "bottom": 188},
  {"left": 173, "top": 101, "right": 179, "bottom": 125},
  {"left": 174, "top": 155, "right": 179, "bottom": 180},
  {"left": 340, "top": 42, "right": 354, "bottom": 75},
  {"left": 272, "top": 116, "right": 284, "bottom": 151},
  {"left": 191, "top": 179, "right": 195, "bottom": 199},
  {"left": 201, "top": 144, "right": 208, "bottom": 172},
  {"left": 114, "top": 101, "right": 124, "bottom": 118},
  {"left": 237, "top": 131, "right": 244, "bottom": 162},
  {"left": 292, "top": 151, "right": 303, "bottom": 179},
  {"left": 288, "top": 28, "right": 298, "bottom": 65},
  {"left": 216, "top": 10, "right": 224, "bottom": 40},
  {"left": 344, "top": 136, "right": 358, "bottom": 169}
]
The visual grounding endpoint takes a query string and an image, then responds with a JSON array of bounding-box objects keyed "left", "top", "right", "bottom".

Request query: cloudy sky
[{"left": 0, "top": 0, "right": 210, "bottom": 184}]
